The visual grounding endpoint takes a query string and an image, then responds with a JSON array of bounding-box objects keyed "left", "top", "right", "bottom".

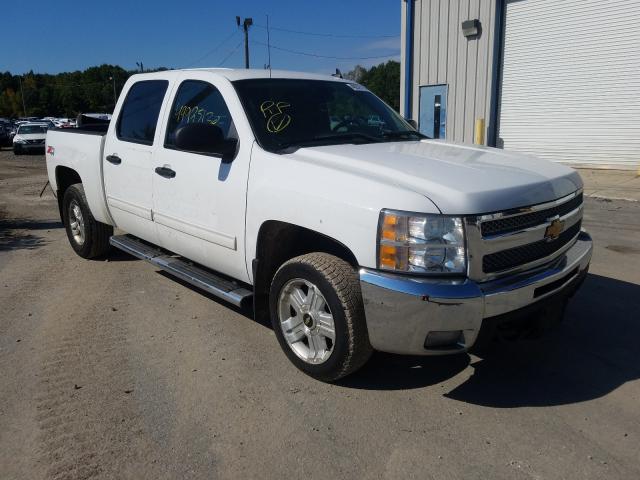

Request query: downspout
[
  {"left": 403, "top": 0, "right": 414, "bottom": 121},
  {"left": 487, "top": 0, "right": 505, "bottom": 147}
]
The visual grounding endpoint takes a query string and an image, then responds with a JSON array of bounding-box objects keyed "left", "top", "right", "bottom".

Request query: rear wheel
[
  {"left": 269, "top": 253, "right": 372, "bottom": 382},
  {"left": 62, "top": 183, "right": 112, "bottom": 258}
]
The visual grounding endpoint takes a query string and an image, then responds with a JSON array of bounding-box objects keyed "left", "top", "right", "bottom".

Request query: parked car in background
[
  {"left": 13, "top": 123, "right": 47, "bottom": 154},
  {"left": 83, "top": 113, "right": 112, "bottom": 121},
  {"left": 53, "top": 118, "right": 76, "bottom": 128},
  {"left": 0, "top": 121, "right": 14, "bottom": 147}
]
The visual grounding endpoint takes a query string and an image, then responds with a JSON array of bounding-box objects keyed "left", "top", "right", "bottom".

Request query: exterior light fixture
[{"left": 462, "top": 19, "right": 481, "bottom": 38}]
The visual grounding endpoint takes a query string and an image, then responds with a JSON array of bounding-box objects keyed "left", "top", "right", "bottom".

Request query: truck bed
[{"left": 46, "top": 128, "right": 113, "bottom": 225}]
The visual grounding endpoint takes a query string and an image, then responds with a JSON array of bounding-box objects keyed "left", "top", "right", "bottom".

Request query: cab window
[
  {"left": 116, "top": 80, "right": 168, "bottom": 145},
  {"left": 165, "top": 80, "right": 235, "bottom": 150}
]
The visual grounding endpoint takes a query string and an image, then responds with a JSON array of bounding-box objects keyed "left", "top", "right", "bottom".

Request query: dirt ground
[{"left": 1, "top": 148, "right": 639, "bottom": 480}]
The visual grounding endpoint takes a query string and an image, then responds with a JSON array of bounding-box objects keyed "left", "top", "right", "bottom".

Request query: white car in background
[{"left": 13, "top": 123, "right": 47, "bottom": 155}]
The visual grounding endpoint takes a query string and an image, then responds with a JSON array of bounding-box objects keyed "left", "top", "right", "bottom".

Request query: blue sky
[{"left": 5, "top": 0, "right": 401, "bottom": 75}]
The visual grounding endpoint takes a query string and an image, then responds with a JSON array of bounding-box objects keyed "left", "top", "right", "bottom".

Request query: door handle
[
  {"left": 106, "top": 154, "right": 122, "bottom": 165},
  {"left": 155, "top": 166, "right": 176, "bottom": 179}
]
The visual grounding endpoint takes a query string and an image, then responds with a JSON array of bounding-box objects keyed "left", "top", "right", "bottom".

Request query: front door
[
  {"left": 152, "top": 74, "right": 252, "bottom": 283},
  {"left": 103, "top": 79, "right": 169, "bottom": 244},
  {"left": 419, "top": 85, "right": 448, "bottom": 139}
]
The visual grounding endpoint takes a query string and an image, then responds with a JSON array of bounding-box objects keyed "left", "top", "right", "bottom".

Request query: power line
[
  {"left": 184, "top": 30, "right": 239, "bottom": 68},
  {"left": 218, "top": 39, "right": 245, "bottom": 67},
  {"left": 253, "top": 23, "right": 399, "bottom": 39},
  {"left": 252, "top": 40, "right": 399, "bottom": 60}
]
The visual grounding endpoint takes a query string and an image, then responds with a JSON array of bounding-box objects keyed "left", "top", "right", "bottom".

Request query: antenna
[{"left": 266, "top": 14, "right": 272, "bottom": 77}]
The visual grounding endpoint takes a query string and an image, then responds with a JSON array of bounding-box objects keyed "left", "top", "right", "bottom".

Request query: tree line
[
  {"left": 0, "top": 61, "right": 400, "bottom": 118},
  {"left": 344, "top": 60, "right": 401, "bottom": 112},
  {"left": 0, "top": 65, "right": 147, "bottom": 118}
]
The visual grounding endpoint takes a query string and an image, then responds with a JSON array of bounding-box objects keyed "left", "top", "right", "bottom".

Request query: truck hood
[
  {"left": 15, "top": 133, "right": 46, "bottom": 141},
  {"left": 292, "top": 140, "right": 582, "bottom": 214}
]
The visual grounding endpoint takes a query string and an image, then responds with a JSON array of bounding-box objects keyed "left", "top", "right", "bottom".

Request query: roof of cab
[{"left": 128, "top": 68, "right": 350, "bottom": 83}]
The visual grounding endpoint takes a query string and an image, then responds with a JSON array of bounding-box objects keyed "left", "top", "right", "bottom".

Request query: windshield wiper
[
  {"left": 381, "top": 130, "right": 427, "bottom": 140},
  {"left": 276, "top": 132, "right": 382, "bottom": 152},
  {"left": 311, "top": 132, "right": 382, "bottom": 143}
]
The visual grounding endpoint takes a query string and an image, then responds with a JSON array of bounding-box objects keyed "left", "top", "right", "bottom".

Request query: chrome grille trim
[
  {"left": 481, "top": 204, "right": 583, "bottom": 254},
  {"left": 465, "top": 190, "right": 584, "bottom": 282},
  {"left": 477, "top": 189, "right": 583, "bottom": 222}
]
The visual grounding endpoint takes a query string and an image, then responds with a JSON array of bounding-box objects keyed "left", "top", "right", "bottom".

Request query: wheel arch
[
  {"left": 252, "top": 220, "right": 359, "bottom": 323},
  {"left": 55, "top": 166, "right": 82, "bottom": 220}
]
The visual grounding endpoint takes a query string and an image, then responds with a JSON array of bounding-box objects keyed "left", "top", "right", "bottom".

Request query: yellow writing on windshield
[{"left": 260, "top": 100, "right": 291, "bottom": 133}]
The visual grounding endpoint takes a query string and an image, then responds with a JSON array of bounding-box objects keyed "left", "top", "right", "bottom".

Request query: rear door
[
  {"left": 152, "top": 73, "right": 252, "bottom": 282},
  {"left": 103, "top": 79, "right": 169, "bottom": 243}
]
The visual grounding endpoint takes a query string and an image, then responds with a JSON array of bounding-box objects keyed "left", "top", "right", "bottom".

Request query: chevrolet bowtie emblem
[{"left": 544, "top": 218, "right": 565, "bottom": 241}]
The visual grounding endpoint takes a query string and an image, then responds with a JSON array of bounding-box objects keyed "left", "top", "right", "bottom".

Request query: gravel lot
[{"left": 1, "top": 148, "right": 639, "bottom": 480}]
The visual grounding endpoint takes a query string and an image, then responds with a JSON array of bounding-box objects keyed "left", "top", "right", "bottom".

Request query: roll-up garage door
[{"left": 497, "top": 0, "right": 640, "bottom": 169}]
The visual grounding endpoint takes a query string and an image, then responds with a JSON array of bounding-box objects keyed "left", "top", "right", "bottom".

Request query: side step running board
[{"left": 109, "top": 234, "right": 253, "bottom": 307}]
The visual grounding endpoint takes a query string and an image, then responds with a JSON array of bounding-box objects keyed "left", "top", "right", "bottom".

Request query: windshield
[
  {"left": 233, "top": 79, "right": 425, "bottom": 152},
  {"left": 18, "top": 125, "right": 47, "bottom": 134}
]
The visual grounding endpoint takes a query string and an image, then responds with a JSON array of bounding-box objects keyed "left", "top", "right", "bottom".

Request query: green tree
[
  {"left": 0, "top": 64, "right": 166, "bottom": 118},
  {"left": 345, "top": 60, "right": 401, "bottom": 112}
]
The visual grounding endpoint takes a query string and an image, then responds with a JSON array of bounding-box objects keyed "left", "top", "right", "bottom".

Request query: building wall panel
[
  {"left": 498, "top": 0, "right": 640, "bottom": 168},
  {"left": 402, "top": 0, "right": 496, "bottom": 143}
]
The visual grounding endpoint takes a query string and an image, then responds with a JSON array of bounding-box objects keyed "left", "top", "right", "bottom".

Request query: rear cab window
[{"left": 117, "top": 80, "right": 169, "bottom": 145}]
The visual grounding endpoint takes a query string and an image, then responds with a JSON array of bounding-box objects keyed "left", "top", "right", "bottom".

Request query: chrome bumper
[{"left": 360, "top": 231, "right": 593, "bottom": 355}]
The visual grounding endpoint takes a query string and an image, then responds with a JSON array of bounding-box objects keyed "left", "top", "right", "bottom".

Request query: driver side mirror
[{"left": 174, "top": 123, "right": 238, "bottom": 162}]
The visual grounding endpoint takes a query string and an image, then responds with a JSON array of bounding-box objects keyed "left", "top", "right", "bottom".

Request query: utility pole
[
  {"left": 18, "top": 75, "right": 27, "bottom": 117},
  {"left": 236, "top": 16, "right": 253, "bottom": 68},
  {"left": 136, "top": 62, "right": 144, "bottom": 72}
]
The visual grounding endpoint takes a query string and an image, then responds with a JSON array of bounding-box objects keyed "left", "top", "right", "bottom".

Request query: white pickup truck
[{"left": 46, "top": 69, "right": 592, "bottom": 381}]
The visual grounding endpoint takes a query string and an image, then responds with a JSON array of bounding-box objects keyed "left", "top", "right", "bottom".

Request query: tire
[
  {"left": 62, "top": 183, "right": 113, "bottom": 259},
  {"left": 269, "top": 253, "right": 372, "bottom": 382}
]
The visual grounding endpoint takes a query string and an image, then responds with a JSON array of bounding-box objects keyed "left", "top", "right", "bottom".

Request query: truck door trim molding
[
  {"left": 106, "top": 195, "right": 152, "bottom": 221},
  {"left": 153, "top": 211, "right": 237, "bottom": 250}
]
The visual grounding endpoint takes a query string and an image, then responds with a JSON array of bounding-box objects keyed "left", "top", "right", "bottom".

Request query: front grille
[
  {"left": 26, "top": 139, "right": 45, "bottom": 144},
  {"left": 481, "top": 193, "right": 583, "bottom": 236},
  {"left": 482, "top": 221, "right": 581, "bottom": 273}
]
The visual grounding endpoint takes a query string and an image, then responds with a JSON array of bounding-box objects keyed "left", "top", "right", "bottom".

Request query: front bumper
[
  {"left": 360, "top": 231, "right": 593, "bottom": 355},
  {"left": 14, "top": 142, "right": 45, "bottom": 151}
]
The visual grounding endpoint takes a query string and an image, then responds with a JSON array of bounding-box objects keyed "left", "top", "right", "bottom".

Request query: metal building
[{"left": 401, "top": 0, "right": 640, "bottom": 169}]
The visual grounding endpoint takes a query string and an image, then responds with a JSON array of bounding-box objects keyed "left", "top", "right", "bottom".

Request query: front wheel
[
  {"left": 62, "top": 183, "right": 113, "bottom": 258},
  {"left": 269, "top": 253, "right": 372, "bottom": 382}
]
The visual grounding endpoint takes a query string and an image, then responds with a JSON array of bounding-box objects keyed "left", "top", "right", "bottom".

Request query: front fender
[{"left": 245, "top": 148, "right": 438, "bottom": 282}]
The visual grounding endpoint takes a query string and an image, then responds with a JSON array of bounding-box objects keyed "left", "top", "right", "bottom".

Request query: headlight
[
  {"left": 14, "top": 138, "right": 26, "bottom": 144},
  {"left": 377, "top": 209, "right": 466, "bottom": 274}
]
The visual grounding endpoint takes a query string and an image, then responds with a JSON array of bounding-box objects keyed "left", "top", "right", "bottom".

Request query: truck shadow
[
  {"left": 341, "top": 273, "right": 640, "bottom": 405},
  {"left": 151, "top": 268, "right": 639, "bottom": 405},
  {"left": 0, "top": 218, "right": 62, "bottom": 252},
  {"left": 443, "top": 273, "right": 640, "bottom": 407}
]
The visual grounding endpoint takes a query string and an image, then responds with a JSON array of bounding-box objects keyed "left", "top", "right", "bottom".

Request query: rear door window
[{"left": 117, "top": 80, "right": 168, "bottom": 145}]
